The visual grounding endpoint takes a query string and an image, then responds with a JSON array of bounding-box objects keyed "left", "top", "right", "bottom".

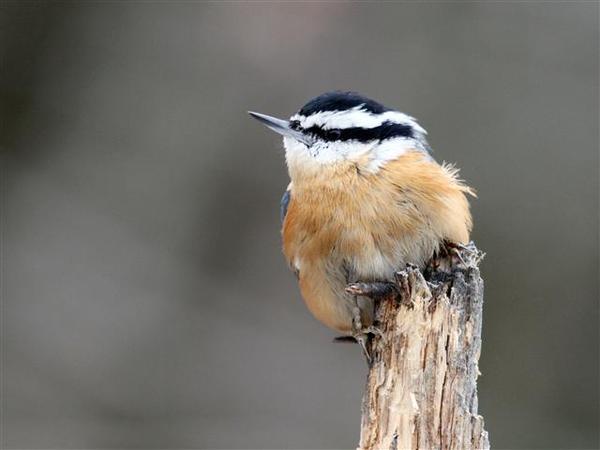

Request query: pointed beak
[{"left": 248, "top": 111, "right": 313, "bottom": 146}]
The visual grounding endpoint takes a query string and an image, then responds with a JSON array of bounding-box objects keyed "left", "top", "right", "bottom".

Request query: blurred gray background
[{"left": 1, "top": 2, "right": 598, "bottom": 449}]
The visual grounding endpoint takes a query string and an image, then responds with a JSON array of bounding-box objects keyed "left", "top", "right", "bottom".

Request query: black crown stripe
[{"left": 298, "top": 91, "right": 389, "bottom": 116}]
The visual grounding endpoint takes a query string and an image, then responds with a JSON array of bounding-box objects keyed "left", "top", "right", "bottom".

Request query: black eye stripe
[
  {"left": 329, "top": 129, "right": 342, "bottom": 139},
  {"left": 302, "top": 121, "right": 414, "bottom": 142}
]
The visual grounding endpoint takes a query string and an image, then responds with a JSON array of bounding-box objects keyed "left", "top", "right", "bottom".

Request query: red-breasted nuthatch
[{"left": 250, "top": 91, "right": 473, "bottom": 351}]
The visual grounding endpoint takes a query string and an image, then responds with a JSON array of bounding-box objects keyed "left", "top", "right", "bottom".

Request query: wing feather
[{"left": 280, "top": 189, "right": 291, "bottom": 224}]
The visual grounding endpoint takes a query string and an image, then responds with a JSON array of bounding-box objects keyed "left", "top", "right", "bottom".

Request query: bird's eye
[
  {"left": 329, "top": 129, "right": 342, "bottom": 140},
  {"left": 290, "top": 120, "right": 301, "bottom": 131}
]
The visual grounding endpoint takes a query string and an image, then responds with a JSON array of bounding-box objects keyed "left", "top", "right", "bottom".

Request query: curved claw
[{"left": 353, "top": 333, "right": 372, "bottom": 365}]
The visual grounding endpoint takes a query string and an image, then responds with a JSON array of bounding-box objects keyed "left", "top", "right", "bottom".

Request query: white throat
[{"left": 284, "top": 135, "right": 426, "bottom": 177}]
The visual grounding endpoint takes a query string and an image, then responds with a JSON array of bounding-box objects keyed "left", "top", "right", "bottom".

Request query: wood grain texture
[{"left": 358, "top": 243, "right": 489, "bottom": 450}]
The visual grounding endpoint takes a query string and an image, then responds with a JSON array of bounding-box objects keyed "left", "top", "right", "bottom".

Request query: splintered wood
[{"left": 358, "top": 244, "right": 489, "bottom": 450}]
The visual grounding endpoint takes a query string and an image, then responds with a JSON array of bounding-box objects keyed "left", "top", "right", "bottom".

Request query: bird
[{"left": 249, "top": 91, "right": 474, "bottom": 355}]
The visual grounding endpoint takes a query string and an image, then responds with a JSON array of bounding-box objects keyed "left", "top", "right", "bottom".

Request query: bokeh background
[{"left": 1, "top": 2, "right": 598, "bottom": 449}]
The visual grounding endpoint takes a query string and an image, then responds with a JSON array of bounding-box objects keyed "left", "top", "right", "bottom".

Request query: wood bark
[{"left": 358, "top": 243, "right": 489, "bottom": 450}]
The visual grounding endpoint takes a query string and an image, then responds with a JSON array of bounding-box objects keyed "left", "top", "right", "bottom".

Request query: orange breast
[{"left": 282, "top": 150, "right": 473, "bottom": 332}]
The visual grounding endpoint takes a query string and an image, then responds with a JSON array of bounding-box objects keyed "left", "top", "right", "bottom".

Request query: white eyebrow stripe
[{"left": 290, "top": 105, "right": 427, "bottom": 135}]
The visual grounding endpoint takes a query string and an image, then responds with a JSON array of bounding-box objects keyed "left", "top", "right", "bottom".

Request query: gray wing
[
  {"left": 280, "top": 189, "right": 298, "bottom": 278},
  {"left": 280, "top": 189, "right": 291, "bottom": 224}
]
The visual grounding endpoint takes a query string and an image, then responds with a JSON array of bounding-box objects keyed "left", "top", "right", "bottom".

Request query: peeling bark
[{"left": 358, "top": 243, "right": 489, "bottom": 450}]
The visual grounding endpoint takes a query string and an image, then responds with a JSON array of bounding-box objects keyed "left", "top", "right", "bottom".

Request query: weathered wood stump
[{"left": 358, "top": 243, "right": 489, "bottom": 450}]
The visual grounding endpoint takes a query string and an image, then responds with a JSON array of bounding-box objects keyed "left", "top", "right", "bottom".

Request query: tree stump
[{"left": 358, "top": 243, "right": 490, "bottom": 450}]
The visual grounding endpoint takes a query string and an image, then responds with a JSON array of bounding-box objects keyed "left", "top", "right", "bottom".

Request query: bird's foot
[
  {"left": 345, "top": 281, "right": 397, "bottom": 300},
  {"left": 353, "top": 332, "right": 372, "bottom": 365},
  {"left": 443, "top": 242, "right": 468, "bottom": 266},
  {"left": 351, "top": 305, "right": 369, "bottom": 363},
  {"left": 427, "top": 243, "right": 468, "bottom": 278},
  {"left": 350, "top": 305, "right": 380, "bottom": 365},
  {"left": 344, "top": 282, "right": 396, "bottom": 364}
]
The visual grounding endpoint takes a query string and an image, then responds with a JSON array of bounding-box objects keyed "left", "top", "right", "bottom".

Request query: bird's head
[{"left": 249, "top": 91, "right": 429, "bottom": 180}]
